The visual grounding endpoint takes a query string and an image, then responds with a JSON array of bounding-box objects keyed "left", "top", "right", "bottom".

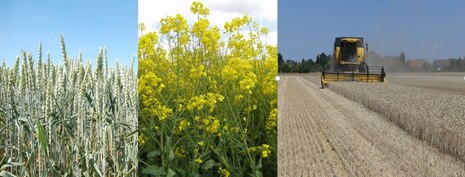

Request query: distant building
[
  {"left": 407, "top": 59, "right": 427, "bottom": 70},
  {"left": 432, "top": 59, "right": 450, "bottom": 70}
]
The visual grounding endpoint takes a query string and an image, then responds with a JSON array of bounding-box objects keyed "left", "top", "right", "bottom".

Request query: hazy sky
[
  {"left": 0, "top": 0, "right": 137, "bottom": 66},
  {"left": 139, "top": 0, "right": 277, "bottom": 45},
  {"left": 279, "top": 0, "right": 465, "bottom": 61}
]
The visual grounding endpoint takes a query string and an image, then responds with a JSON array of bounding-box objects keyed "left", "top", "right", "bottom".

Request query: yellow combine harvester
[{"left": 321, "top": 37, "right": 386, "bottom": 88}]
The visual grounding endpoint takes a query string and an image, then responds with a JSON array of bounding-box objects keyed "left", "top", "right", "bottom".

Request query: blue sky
[
  {"left": 279, "top": 0, "right": 465, "bottom": 61},
  {"left": 0, "top": 0, "right": 137, "bottom": 66}
]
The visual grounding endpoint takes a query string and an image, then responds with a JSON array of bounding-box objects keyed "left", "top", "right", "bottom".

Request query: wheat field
[
  {"left": 0, "top": 35, "right": 138, "bottom": 176},
  {"left": 330, "top": 80, "right": 465, "bottom": 162}
]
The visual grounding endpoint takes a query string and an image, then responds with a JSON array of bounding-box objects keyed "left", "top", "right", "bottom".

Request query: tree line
[
  {"left": 420, "top": 57, "right": 465, "bottom": 72},
  {"left": 278, "top": 53, "right": 331, "bottom": 73}
]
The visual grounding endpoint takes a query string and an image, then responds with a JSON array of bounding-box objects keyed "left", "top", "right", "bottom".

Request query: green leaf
[
  {"left": 129, "top": 151, "right": 138, "bottom": 165},
  {"left": 168, "top": 149, "right": 175, "bottom": 160},
  {"left": 115, "top": 121, "right": 132, "bottom": 129},
  {"left": 0, "top": 162, "right": 22, "bottom": 170},
  {"left": 89, "top": 158, "right": 103, "bottom": 177},
  {"left": 165, "top": 136, "right": 172, "bottom": 151},
  {"left": 85, "top": 92, "right": 93, "bottom": 105},
  {"left": 147, "top": 150, "right": 161, "bottom": 158},
  {"left": 52, "top": 165, "right": 65, "bottom": 176},
  {"left": 201, "top": 159, "right": 216, "bottom": 170},
  {"left": 141, "top": 165, "right": 166, "bottom": 176},
  {"left": 36, "top": 119, "right": 48, "bottom": 155},
  {"left": 254, "top": 170, "right": 263, "bottom": 177},
  {"left": 167, "top": 168, "right": 176, "bottom": 177},
  {"left": 0, "top": 170, "right": 17, "bottom": 177},
  {"left": 256, "top": 158, "right": 263, "bottom": 169}
]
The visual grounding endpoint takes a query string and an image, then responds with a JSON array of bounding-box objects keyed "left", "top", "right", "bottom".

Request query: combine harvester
[{"left": 321, "top": 37, "right": 386, "bottom": 88}]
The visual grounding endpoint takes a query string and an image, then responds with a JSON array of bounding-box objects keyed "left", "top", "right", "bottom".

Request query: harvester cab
[{"left": 321, "top": 37, "right": 386, "bottom": 88}]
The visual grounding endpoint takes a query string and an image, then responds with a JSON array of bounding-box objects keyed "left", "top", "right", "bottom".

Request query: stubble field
[{"left": 278, "top": 73, "right": 465, "bottom": 176}]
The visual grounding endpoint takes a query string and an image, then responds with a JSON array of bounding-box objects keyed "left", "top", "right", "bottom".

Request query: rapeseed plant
[{"left": 138, "top": 1, "right": 277, "bottom": 177}]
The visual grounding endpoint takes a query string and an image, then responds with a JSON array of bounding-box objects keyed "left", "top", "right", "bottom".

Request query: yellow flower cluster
[
  {"left": 189, "top": 65, "right": 207, "bottom": 79},
  {"left": 195, "top": 158, "right": 203, "bottom": 164},
  {"left": 247, "top": 144, "right": 272, "bottom": 158},
  {"left": 192, "top": 19, "right": 210, "bottom": 37},
  {"left": 262, "top": 46, "right": 278, "bottom": 95},
  {"left": 138, "top": 134, "right": 146, "bottom": 146},
  {"left": 266, "top": 108, "right": 277, "bottom": 133},
  {"left": 190, "top": 1, "right": 210, "bottom": 16},
  {"left": 218, "top": 167, "right": 231, "bottom": 177},
  {"left": 175, "top": 147, "right": 187, "bottom": 158},
  {"left": 261, "top": 144, "right": 271, "bottom": 158},
  {"left": 222, "top": 57, "right": 259, "bottom": 94},
  {"left": 239, "top": 72, "right": 257, "bottom": 94},
  {"left": 160, "top": 14, "right": 188, "bottom": 34},
  {"left": 138, "top": 72, "right": 174, "bottom": 121},
  {"left": 201, "top": 26, "right": 221, "bottom": 51},
  {"left": 198, "top": 141, "right": 204, "bottom": 146},
  {"left": 138, "top": 32, "right": 158, "bottom": 60},
  {"left": 176, "top": 118, "right": 191, "bottom": 135},
  {"left": 234, "top": 94, "right": 244, "bottom": 104},
  {"left": 222, "top": 57, "right": 252, "bottom": 81},
  {"left": 160, "top": 14, "right": 190, "bottom": 45},
  {"left": 187, "top": 93, "right": 224, "bottom": 112},
  {"left": 224, "top": 16, "right": 251, "bottom": 33},
  {"left": 202, "top": 116, "right": 221, "bottom": 135}
]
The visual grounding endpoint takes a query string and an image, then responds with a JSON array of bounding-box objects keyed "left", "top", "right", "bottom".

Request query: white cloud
[
  {"left": 206, "top": 0, "right": 277, "bottom": 30},
  {"left": 268, "top": 30, "right": 278, "bottom": 46},
  {"left": 138, "top": 0, "right": 277, "bottom": 45}
]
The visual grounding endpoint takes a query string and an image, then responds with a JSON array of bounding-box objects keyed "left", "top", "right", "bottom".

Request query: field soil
[
  {"left": 278, "top": 74, "right": 465, "bottom": 176},
  {"left": 387, "top": 72, "right": 465, "bottom": 95}
]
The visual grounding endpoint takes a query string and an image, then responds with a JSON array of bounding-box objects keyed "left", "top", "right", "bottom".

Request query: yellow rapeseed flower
[
  {"left": 207, "top": 119, "right": 220, "bottom": 134},
  {"left": 156, "top": 105, "right": 173, "bottom": 121},
  {"left": 190, "top": 1, "right": 210, "bottom": 16},
  {"left": 187, "top": 95, "right": 207, "bottom": 111},
  {"left": 239, "top": 72, "right": 257, "bottom": 94},
  {"left": 176, "top": 118, "right": 190, "bottom": 134},
  {"left": 266, "top": 108, "right": 277, "bottom": 133},
  {"left": 138, "top": 134, "right": 146, "bottom": 146},
  {"left": 218, "top": 167, "right": 230, "bottom": 177},
  {"left": 261, "top": 144, "right": 271, "bottom": 158},
  {"left": 175, "top": 147, "right": 187, "bottom": 158},
  {"left": 189, "top": 65, "right": 207, "bottom": 79},
  {"left": 195, "top": 158, "right": 203, "bottom": 164}
]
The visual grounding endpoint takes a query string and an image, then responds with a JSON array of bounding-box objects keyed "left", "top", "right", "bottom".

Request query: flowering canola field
[{"left": 138, "top": 2, "right": 277, "bottom": 177}]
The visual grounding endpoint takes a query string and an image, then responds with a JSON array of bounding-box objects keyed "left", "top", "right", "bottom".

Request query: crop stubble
[{"left": 279, "top": 75, "right": 465, "bottom": 176}]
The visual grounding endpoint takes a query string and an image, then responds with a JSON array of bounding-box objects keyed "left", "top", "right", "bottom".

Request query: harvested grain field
[
  {"left": 387, "top": 72, "right": 465, "bottom": 95},
  {"left": 278, "top": 74, "right": 465, "bottom": 176}
]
